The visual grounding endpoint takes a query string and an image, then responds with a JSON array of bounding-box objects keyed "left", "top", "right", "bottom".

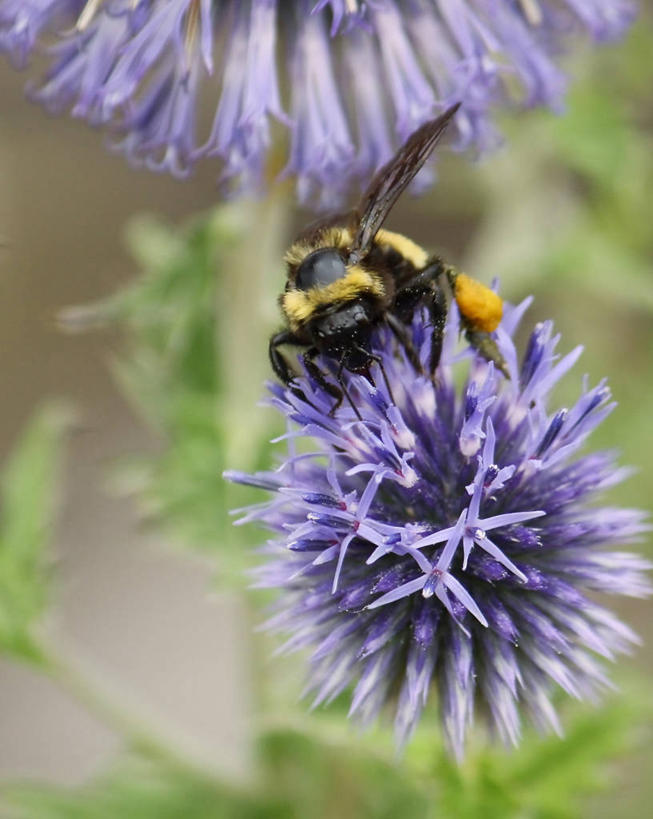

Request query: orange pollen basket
[{"left": 454, "top": 273, "right": 503, "bottom": 333}]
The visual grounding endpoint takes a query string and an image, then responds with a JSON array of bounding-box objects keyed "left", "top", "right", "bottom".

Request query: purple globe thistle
[
  {"left": 0, "top": 0, "right": 637, "bottom": 203},
  {"left": 226, "top": 297, "right": 650, "bottom": 758}
]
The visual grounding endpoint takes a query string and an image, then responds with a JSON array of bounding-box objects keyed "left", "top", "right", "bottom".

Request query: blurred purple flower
[
  {"left": 227, "top": 298, "right": 650, "bottom": 757},
  {"left": 0, "top": 0, "right": 637, "bottom": 200}
]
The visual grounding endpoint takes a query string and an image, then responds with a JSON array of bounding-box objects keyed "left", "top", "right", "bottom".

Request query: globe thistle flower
[
  {"left": 0, "top": 0, "right": 637, "bottom": 203},
  {"left": 226, "top": 297, "right": 650, "bottom": 757}
]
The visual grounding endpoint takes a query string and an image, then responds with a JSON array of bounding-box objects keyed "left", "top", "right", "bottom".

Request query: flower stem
[
  {"left": 216, "top": 183, "right": 293, "bottom": 468},
  {"left": 214, "top": 182, "right": 295, "bottom": 731}
]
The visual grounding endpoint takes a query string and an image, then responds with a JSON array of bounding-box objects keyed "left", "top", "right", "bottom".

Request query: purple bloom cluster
[
  {"left": 0, "top": 0, "right": 636, "bottom": 203},
  {"left": 227, "top": 297, "right": 650, "bottom": 757}
]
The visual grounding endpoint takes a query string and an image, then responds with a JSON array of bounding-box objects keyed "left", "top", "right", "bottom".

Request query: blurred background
[{"left": 0, "top": 15, "right": 651, "bottom": 819}]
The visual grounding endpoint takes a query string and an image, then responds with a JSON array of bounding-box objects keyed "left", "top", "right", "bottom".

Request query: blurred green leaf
[
  {"left": 63, "top": 206, "right": 282, "bottom": 571},
  {"left": 475, "top": 22, "right": 653, "bottom": 307},
  {"left": 259, "top": 727, "right": 431, "bottom": 819},
  {"left": 1, "top": 727, "right": 432, "bottom": 819},
  {"left": 1, "top": 756, "right": 280, "bottom": 819},
  {"left": 423, "top": 695, "right": 649, "bottom": 819},
  {"left": 112, "top": 215, "right": 237, "bottom": 558},
  {"left": 0, "top": 404, "right": 71, "bottom": 662},
  {"left": 3, "top": 696, "right": 646, "bottom": 819}
]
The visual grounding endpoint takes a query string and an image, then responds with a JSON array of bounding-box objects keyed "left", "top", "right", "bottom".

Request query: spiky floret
[
  {"left": 227, "top": 296, "right": 650, "bottom": 758},
  {"left": 0, "top": 0, "right": 637, "bottom": 203}
]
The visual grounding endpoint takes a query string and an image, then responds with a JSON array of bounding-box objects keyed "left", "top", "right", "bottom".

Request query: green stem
[
  {"left": 216, "top": 184, "right": 294, "bottom": 467},
  {"left": 216, "top": 186, "right": 295, "bottom": 720}
]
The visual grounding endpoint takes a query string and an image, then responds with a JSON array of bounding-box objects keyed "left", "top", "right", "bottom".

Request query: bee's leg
[
  {"left": 463, "top": 329, "right": 510, "bottom": 378},
  {"left": 335, "top": 357, "right": 363, "bottom": 421},
  {"left": 426, "top": 285, "right": 447, "bottom": 377},
  {"left": 386, "top": 313, "right": 424, "bottom": 375},
  {"left": 391, "top": 261, "right": 448, "bottom": 378},
  {"left": 269, "top": 329, "right": 303, "bottom": 385},
  {"left": 350, "top": 344, "right": 396, "bottom": 407},
  {"left": 444, "top": 266, "right": 509, "bottom": 378},
  {"left": 302, "top": 348, "right": 348, "bottom": 417},
  {"left": 361, "top": 348, "right": 397, "bottom": 407},
  {"left": 392, "top": 259, "right": 445, "bottom": 322},
  {"left": 269, "top": 330, "right": 323, "bottom": 406}
]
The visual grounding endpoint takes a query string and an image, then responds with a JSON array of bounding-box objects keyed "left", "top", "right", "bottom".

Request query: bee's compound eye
[{"left": 296, "top": 249, "right": 347, "bottom": 291}]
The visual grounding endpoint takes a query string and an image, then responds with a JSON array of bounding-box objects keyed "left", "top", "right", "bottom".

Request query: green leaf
[
  {"left": 0, "top": 403, "right": 72, "bottom": 662},
  {"left": 259, "top": 727, "right": 432, "bottom": 819},
  {"left": 475, "top": 22, "right": 653, "bottom": 317},
  {"left": 426, "top": 694, "right": 649, "bottom": 819},
  {"left": 1, "top": 756, "right": 281, "bottom": 819},
  {"left": 3, "top": 696, "right": 646, "bottom": 819},
  {"left": 61, "top": 204, "right": 283, "bottom": 569},
  {"left": 1, "top": 726, "right": 433, "bottom": 819}
]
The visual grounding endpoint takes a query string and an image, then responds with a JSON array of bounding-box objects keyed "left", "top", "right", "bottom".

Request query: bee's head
[
  {"left": 295, "top": 248, "right": 347, "bottom": 291},
  {"left": 281, "top": 236, "right": 385, "bottom": 343}
]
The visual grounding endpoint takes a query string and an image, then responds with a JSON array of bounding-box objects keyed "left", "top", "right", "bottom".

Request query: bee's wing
[{"left": 348, "top": 103, "right": 460, "bottom": 263}]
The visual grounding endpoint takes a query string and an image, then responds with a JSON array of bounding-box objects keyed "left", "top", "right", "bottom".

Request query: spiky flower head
[
  {"left": 0, "top": 1, "right": 637, "bottom": 204},
  {"left": 227, "top": 297, "right": 650, "bottom": 757}
]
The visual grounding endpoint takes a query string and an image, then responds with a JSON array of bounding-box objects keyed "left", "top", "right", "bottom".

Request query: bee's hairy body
[
  {"left": 269, "top": 105, "right": 507, "bottom": 416},
  {"left": 281, "top": 227, "right": 427, "bottom": 333}
]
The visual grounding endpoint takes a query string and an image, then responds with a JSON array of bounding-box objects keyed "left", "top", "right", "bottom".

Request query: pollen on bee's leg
[
  {"left": 453, "top": 273, "right": 503, "bottom": 334},
  {"left": 465, "top": 330, "right": 510, "bottom": 379}
]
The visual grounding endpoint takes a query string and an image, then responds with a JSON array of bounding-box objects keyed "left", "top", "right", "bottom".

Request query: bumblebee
[{"left": 269, "top": 103, "right": 506, "bottom": 414}]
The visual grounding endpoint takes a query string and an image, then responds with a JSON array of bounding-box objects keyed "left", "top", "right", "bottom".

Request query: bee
[{"left": 269, "top": 103, "right": 506, "bottom": 415}]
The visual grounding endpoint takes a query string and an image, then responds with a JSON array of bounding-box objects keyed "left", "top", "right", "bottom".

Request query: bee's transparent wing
[{"left": 348, "top": 103, "right": 460, "bottom": 263}]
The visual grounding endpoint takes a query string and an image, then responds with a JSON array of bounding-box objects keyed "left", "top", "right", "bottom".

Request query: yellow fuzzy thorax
[
  {"left": 454, "top": 273, "right": 503, "bottom": 333},
  {"left": 284, "top": 226, "right": 428, "bottom": 270},
  {"left": 282, "top": 266, "right": 385, "bottom": 331}
]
